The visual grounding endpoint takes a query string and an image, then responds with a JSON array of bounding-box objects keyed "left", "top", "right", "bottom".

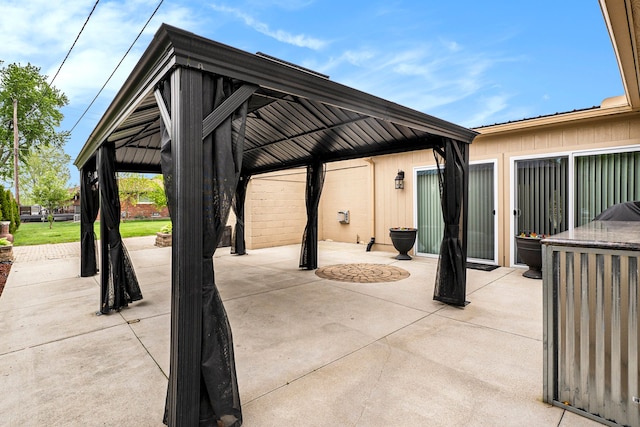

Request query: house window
[
  {"left": 137, "top": 194, "right": 153, "bottom": 204},
  {"left": 575, "top": 150, "right": 640, "bottom": 226}
]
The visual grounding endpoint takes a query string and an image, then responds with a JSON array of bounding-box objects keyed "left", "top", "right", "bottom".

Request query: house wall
[
  {"left": 319, "top": 159, "right": 371, "bottom": 246},
  {"left": 244, "top": 169, "right": 310, "bottom": 249},
  {"left": 473, "top": 112, "right": 640, "bottom": 266},
  {"left": 243, "top": 110, "right": 640, "bottom": 266},
  {"left": 121, "top": 201, "right": 169, "bottom": 219}
]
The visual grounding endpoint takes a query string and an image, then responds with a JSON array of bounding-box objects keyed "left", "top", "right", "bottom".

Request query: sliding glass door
[
  {"left": 416, "top": 161, "right": 496, "bottom": 263},
  {"left": 513, "top": 156, "right": 568, "bottom": 263}
]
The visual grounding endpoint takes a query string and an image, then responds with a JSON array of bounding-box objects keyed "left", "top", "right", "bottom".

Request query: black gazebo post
[
  {"left": 299, "top": 160, "right": 325, "bottom": 270},
  {"left": 165, "top": 67, "right": 204, "bottom": 426},
  {"left": 160, "top": 68, "right": 254, "bottom": 427}
]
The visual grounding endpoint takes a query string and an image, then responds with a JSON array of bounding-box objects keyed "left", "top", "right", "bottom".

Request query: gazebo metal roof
[{"left": 75, "top": 24, "right": 477, "bottom": 174}]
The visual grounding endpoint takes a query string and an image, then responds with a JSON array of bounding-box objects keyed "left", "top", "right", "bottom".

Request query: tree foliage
[
  {"left": 31, "top": 170, "right": 71, "bottom": 229},
  {"left": 148, "top": 175, "right": 167, "bottom": 210},
  {"left": 0, "top": 188, "right": 19, "bottom": 233},
  {"left": 0, "top": 62, "right": 69, "bottom": 180},
  {"left": 20, "top": 144, "right": 71, "bottom": 206}
]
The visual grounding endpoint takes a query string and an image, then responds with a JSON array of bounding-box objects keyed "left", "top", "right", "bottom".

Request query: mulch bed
[{"left": 0, "top": 261, "right": 11, "bottom": 298}]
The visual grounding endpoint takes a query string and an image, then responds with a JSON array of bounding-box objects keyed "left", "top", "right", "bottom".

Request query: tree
[
  {"left": 0, "top": 62, "right": 69, "bottom": 181},
  {"left": 20, "top": 144, "right": 71, "bottom": 206},
  {"left": 31, "top": 170, "right": 70, "bottom": 229},
  {"left": 148, "top": 175, "right": 167, "bottom": 211},
  {"left": 0, "top": 188, "right": 19, "bottom": 233},
  {"left": 0, "top": 189, "right": 8, "bottom": 222}
]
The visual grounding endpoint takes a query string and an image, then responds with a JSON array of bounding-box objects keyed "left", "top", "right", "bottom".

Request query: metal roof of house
[{"left": 74, "top": 24, "right": 477, "bottom": 175}]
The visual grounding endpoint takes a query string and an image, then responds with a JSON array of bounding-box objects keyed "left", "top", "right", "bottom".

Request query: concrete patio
[{"left": 0, "top": 237, "right": 604, "bottom": 426}]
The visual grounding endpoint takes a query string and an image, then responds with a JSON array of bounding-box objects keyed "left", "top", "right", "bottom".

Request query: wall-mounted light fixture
[{"left": 394, "top": 170, "right": 405, "bottom": 190}]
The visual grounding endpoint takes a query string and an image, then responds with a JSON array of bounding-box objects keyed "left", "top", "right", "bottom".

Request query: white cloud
[
  {"left": 0, "top": 0, "right": 199, "bottom": 102},
  {"left": 463, "top": 94, "right": 511, "bottom": 127},
  {"left": 210, "top": 4, "right": 327, "bottom": 50},
  {"left": 321, "top": 41, "right": 515, "bottom": 125}
]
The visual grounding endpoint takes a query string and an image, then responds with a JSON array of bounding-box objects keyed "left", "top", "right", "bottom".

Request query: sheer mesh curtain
[
  {"left": 80, "top": 160, "right": 100, "bottom": 277},
  {"left": 575, "top": 151, "right": 640, "bottom": 226}
]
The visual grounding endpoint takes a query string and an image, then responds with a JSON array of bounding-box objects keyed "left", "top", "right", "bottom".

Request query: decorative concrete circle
[{"left": 315, "top": 263, "right": 410, "bottom": 283}]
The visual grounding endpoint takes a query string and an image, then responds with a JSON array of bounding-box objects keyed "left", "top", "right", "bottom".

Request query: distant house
[
  {"left": 20, "top": 188, "right": 80, "bottom": 222},
  {"left": 118, "top": 175, "right": 169, "bottom": 220}
]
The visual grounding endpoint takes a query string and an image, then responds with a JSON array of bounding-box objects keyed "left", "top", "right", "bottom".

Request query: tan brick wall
[{"left": 245, "top": 170, "right": 308, "bottom": 249}]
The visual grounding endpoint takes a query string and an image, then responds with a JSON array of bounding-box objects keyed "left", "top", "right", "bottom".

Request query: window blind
[{"left": 575, "top": 151, "right": 640, "bottom": 226}]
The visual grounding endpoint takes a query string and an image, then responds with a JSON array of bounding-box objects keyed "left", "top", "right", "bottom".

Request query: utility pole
[{"left": 13, "top": 98, "right": 20, "bottom": 206}]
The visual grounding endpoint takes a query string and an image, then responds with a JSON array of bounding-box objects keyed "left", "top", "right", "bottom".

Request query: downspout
[{"left": 364, "top": 158, "right": 376, "bottom": 251}]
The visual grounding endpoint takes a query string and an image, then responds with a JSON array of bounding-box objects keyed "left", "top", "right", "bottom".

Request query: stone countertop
[{"left": 541, "top": 221, "right": 640, "bottom": 251}]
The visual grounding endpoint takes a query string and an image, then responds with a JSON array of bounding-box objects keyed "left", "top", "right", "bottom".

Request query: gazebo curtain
[
  {"left": 299, "top": 161, "right": 325, "bottom": 270},
  {"left": 80, "top": 158, "right": 100, "bottom": 277},
  {"left": 231, "top": 174, "right": 250, "bottom": 255},
  {"left": 433, "top": 139, "right": 468, "bottom": 306},
  {"left": 160, "top": 73, "right": 249, "bottom": 427},
  {"left": 98, "top": 141, "right": 143, "bottom": 313}
]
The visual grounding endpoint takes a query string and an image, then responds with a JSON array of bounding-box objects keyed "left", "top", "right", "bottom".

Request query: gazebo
[{"left": 74, "top": 24, "right": 477, "bottom": 427}]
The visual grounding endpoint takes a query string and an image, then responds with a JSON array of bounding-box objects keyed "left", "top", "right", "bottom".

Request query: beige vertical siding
[{"left": 320, "top": 159, "right": 371, "bottom": 245}]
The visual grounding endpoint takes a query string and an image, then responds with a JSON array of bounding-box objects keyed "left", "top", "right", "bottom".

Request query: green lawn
[{"left": 12, "top": 219, "right": 171, "bottom": 246}]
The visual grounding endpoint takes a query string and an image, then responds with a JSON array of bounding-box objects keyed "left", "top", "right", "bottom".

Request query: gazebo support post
[
  {"left": 163, "top": 69, "right": 252, "bottom": 427},
  {"left": 98, "top": 147, "right": 109, "bottom": 312},
  {"left": 299, "top": 160, "right": 325, "bottom": 270},
  {"left": 166, "top": 67, "right": 204, "bottom": 426}
]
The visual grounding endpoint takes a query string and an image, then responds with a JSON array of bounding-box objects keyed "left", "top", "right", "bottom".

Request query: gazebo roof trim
[{"left": 74, "top": 24, "right": 477, "bottom": 173}]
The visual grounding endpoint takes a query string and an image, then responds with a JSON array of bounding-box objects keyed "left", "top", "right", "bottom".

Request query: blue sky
[{"left": 0, "top": 0, "right": 623, "bottom": 185}]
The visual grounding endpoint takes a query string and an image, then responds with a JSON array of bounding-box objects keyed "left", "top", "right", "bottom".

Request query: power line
[
  {"left": 70, "top": 0, "right": 164, "bottom": 133},
  {"left": 50, "top": 0, "right": 100, "bottom": 86}
]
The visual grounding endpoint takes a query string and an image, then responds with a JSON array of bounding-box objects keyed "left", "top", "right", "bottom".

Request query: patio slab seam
[
  {"left": 0, "top": 320, "right": 130, "bottom": 357},
  {"left": 220, "top": 277, "right": 327, "bottom": 303},
  {"left": 126, "top": 320, "right": 170, "bottom": 380},
  {"left": 431, "top": 312, "right": 543, "bottom": 343}
]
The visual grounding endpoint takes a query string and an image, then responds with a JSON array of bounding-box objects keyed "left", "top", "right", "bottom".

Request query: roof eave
[
  {"left": 599, "top": 0, "right": 640, "bottom": 110},
  {"left": 473, "top": 103, "right": 634, "bottom": 135}
]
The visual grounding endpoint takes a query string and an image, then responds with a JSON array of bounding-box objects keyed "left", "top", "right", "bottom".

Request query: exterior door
[
  {"left": 416, "top": 161, "right": 497, "bottom": 263},
  {"left": 513, "top": 156, "right": 568, "bottom": 264}
]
